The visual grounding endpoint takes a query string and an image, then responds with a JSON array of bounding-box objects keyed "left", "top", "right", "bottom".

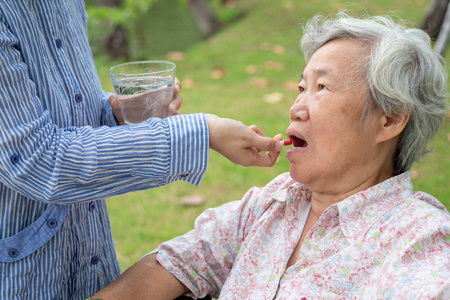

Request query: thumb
[
  {"left": 108, "top": 94, "right": 125, "bottom": 125},
  {"left": 109, "top": 94, "right": 120, "bottom": 110},
  {"left": 250, "top": 135, "right": 283, "bottom": 152}
]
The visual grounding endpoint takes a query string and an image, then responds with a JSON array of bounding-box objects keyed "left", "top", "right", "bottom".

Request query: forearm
[
  {"left": 0, "top": 114, "right": 208, "bottom": 203},
  {"left": 93, "top": 254, "right": 189, "bottom": 300}
]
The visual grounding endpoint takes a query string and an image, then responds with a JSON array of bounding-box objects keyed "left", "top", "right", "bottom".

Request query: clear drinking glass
[{"left": 109, "top": 60, "right": 176, "bottom": 124}]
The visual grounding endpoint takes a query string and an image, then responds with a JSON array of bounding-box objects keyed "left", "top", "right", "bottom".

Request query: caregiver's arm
[{"left": 92, "top": 254, "right": 188, "bottom": 300}]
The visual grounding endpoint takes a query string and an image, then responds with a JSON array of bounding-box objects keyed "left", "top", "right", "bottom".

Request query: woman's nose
[{"left": 289, "top": 96, "right": 310, "bottom": 121}]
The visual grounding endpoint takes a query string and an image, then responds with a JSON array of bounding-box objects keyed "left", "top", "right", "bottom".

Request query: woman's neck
[{"left": 309, "top": 167, "right": 393, "bottom": 216}]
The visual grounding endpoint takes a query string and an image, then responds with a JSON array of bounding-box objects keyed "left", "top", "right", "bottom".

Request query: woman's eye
[
  {"left": 299, "top": 86, "right": 305, "bottom": 93},
  {"left": 319, "top": 84, "right": 327, "bottom": 90}
]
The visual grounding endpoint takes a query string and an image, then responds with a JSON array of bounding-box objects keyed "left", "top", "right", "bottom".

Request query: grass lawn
[{"left": 94, "top": 0, "right": 450, "bottom": 271}]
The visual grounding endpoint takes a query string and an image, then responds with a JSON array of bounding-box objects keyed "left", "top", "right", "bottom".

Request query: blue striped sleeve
[
  {"left": 100, "top": 90, "right": 118, "bottom": 127},
  {"left": 0, "top": 109, "right": 209, "bottom": 203},
  {"left": 0, "top": 13, "right": 209, "bottom": 203}
]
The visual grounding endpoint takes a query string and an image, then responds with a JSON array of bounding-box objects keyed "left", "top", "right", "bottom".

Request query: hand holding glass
[{"left": 109, "top": 61, "right": 176, "bottom": 124}]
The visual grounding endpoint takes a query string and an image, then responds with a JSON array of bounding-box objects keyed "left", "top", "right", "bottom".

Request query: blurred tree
[
  {"left": 420, "top": 0, "right": 449, "bottom": 39},
  {"left": 87, "top": 0, "right": 157, "bottom": 58},
  {"left": 97, "top": 0, "right": 129, "bottom": 59},
  {"left": 187, "top": 0, "right": 221, "bottom": 37},
  {"left": 421, "top": 0, "right": 450, "bottom": 55},
  {"left": 97, "top": 0, "right": 121, "bottom": 5},
  {"left": 433, "top": 4, "right": 450, "bottom": 56},
  {"left": 221, "top": 0, "right": 236, "bottom": 7},
  {"left": 87, "top": 0, "right": 225, "bottom": 58}
]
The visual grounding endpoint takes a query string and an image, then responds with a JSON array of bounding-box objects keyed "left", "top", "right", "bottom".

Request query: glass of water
[{"left": 109, "top": 60, "right": 176, "bottom": 124}]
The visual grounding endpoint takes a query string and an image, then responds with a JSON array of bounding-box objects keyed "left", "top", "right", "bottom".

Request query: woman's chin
[{"left": 289, "top": 165, "right": 310, "bottom": 184}]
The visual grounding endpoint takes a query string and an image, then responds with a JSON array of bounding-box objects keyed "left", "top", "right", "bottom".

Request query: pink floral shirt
[{"left": 152, "top": 172, "right": 450, "bottom": 299}]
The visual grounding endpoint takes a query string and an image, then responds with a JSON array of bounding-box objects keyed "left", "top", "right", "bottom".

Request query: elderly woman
[{"left": 93, "top": 12, "right": 449, "bottom": 299}]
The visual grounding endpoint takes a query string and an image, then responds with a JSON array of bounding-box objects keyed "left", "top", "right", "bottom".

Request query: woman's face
[{"left": 286, "top": 39, "right": 385, "bottom": 193}]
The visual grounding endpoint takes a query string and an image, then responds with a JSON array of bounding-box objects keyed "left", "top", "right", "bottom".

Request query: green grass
[{"left": 94, "top": 0, "right": 450, "bottom": 271}]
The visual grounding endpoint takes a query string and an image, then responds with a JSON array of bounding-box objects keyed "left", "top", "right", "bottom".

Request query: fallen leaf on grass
[
  {"left": 263, "top": 92, "right": 284, "bottom": 103},
  {"left": 283, "top": 0, "right": 294, "bottom": 12},
  {"left": 210, "top": 67, "right": 226, "bottom": 79},
  {"left": 179, "top": 195, "right": 205, "bottom": 206},
  {"left": 284, "top": 80, "right": 299, "bottom": 91},
  {"left": 447, "top": 133, "right": 450, "bottom": 143},
  {"left": 182, "top": 77, "right": 195, "bottom": 89},
  {"left": 272, "top": 45, "right": 286, "bottom": 55},
  {"left": 264, "top": 61, "right": 284, "bottom": 70},
  {"left": 166, "top": 51, "right": 185, "bottom": 61},
  {"left": 245, "top": 65, "right": 259, "bottom": 75},
  {"left": 259, "top": 42, "right": 272, "bottom": 51},
  {"left": 250, "top": 77, "right": 270, "bottom": 88},
  {"left": 446, "top": 109, "right": 450, "bottom": 119}
]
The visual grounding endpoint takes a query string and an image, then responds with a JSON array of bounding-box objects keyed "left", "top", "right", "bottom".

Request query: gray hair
[{"left": 301, "top": 12, "right": 448, "bottom": 175}]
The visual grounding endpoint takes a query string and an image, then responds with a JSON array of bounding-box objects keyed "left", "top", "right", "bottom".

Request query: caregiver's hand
[
  {"left": 206, "top": 114, "right": 283, "bottom": 167},
  {"left": 109, "top": 78, "right": 183, "bottom": 125}
]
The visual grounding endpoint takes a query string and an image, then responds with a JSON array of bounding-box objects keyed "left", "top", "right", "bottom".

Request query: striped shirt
[{"left": 0, "top": 1, "right": 209, "bottom": 299}]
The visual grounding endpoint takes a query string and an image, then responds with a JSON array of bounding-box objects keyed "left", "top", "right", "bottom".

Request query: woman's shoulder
[
  {"left": 382, "top": 191, "right": 450, "bottom": 238},
  {"left": 402, "top": 191, "right": 450, "bottom": 222},
  {"left": 411, "top": 190, "right": 449, "bottom": 214}
]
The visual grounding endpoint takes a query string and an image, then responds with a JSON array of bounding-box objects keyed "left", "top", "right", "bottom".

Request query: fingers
[
  {"left": 108, "top": 94, "right": 119, "bottom": 110},
  {"left": 248, "top": 125, "right": 266, "bottom": 152},
  {"left": 174, "top": 77, "right": 181, "bottom": 93},
  {"left": 249, "top": 150, "right": 281, "bottom": 167},
  {"left": 169, "top": 93, "right": 182, "bottom": 115},
  {"left": 265, "top": 133, "right": 283, "bottom": 165},
  {"left": 241, "top": 129, "right": 283, "bottom": 167},
  {"left": 206, "top": 114, "right": 284, "bottom": 167},
  {"left": 170, "top": 78, "right": 183, "bottom": 115},
  {"left": 248, "top": 139, "right": 282, "bottom": 167},
  {"left": 228, "top": 131, "right": 282, "bottom": 167},
  {"left": 248, "top": 126, "right": 283, "bottom": 152},
  {"left": 249, "top": 133, "right": 283, "bottom": 153},
  {"left": 266, "top": 135, "right": 284, "bottom": 165},
  {"left": 249, "top": 124, "right": 264, "bottom": 136},
  {"left": 109, "top": 94, "right": 125, "bottom": 125}
]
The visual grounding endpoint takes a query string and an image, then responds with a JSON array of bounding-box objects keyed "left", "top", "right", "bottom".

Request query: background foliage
[{"left": 90, "top": 0, "right": 450, "bottom": 271}]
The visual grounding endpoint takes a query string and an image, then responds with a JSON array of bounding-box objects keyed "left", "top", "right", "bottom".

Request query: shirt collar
[
  {"left": 271, "top": 171, "right": 415, "bottom": 243},
  {"left": 336, "top": 171, "right": 413, "bottom": 243},
  {"left": 271, "top": 175, "right": 310, "bottom": 204}
]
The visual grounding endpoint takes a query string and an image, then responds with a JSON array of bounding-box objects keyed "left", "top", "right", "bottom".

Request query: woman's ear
[{"left": 376, "top": 112, "right": 411, "bottom": 143}]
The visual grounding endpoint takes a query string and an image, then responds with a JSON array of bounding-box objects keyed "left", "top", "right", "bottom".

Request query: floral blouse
[{"left": 151, "top": 172, "right": 450, "bottom": 299}]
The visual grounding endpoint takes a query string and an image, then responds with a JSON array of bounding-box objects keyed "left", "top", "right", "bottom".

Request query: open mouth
[{"left": 288, "top": 135, "right": 308, "bottom": 148}]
